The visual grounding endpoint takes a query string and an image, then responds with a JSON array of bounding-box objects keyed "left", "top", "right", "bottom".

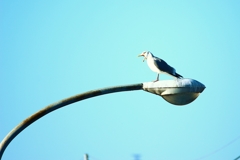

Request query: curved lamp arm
[
  {"left": 0, "top": 79, "right": 206, "bottom": 159},
  {"left": 0, "top": 83, "right": 143, "bottom": 159}
]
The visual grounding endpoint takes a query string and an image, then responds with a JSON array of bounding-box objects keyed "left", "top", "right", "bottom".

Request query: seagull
[{"left": 138, "top": 51, "right": 183, "bottom": 81}]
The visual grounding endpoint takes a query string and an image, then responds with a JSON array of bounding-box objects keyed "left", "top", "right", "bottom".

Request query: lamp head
[{"left": 143, "top": 79, "right": 206, "bottom": 105}]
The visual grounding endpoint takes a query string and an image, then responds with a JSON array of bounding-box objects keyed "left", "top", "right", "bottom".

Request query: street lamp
[
  {"left": 143, "top": 78, "right": 205, "bottom": 105},
  {"left": 0, "top": 78, "right": 205, "bottom": 159}
]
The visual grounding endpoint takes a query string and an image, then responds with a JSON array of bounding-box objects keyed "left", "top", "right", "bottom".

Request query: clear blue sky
[{"left": 1, "top": 0, "right": 240, "bottom": 160}]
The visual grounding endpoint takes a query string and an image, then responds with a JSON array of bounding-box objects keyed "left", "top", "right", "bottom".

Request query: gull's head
[{"left": 138, "top": 51, "right": 151, "bottom": 62}]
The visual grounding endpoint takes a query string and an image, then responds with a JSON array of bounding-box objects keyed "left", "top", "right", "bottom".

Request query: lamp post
[
  {"left": 84, "top": 154, "right": 89, "bottom": 160},
  {"left": 0, "top": 79, "right": 205, "bottom": 159}
]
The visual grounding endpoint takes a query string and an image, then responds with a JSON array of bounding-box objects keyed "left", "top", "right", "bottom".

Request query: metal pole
[
  {"left": 83, "top": 153, "right": 89, "bottom": 160},
  {"left": 0, "top": 83, "right": 143, "bottom": 159}
]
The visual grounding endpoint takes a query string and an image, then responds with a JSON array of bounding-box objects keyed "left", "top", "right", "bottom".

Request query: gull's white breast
[{"left": 147, "top": 56, "right": 161, "bottom": 73}]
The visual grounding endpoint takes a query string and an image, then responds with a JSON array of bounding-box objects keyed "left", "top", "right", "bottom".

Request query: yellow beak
[{"left": 138, "top": 54, "right": 146, "bottom": 62}]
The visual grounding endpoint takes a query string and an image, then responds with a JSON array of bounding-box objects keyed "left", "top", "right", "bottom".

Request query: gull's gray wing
[
  {"left": 153, "top": 57, "right": 175, "bottom": 74},
  {"left": 153, "top": 57, "right": 183, "bottom": 78}
]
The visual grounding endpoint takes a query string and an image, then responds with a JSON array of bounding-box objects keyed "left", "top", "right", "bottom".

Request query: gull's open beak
[{"left": 138, "top": 53, "right": 146, "bottom": 62}]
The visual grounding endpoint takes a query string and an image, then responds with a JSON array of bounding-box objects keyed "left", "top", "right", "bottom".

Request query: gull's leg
[{"left": 153, "top": 74, "right": 159, "bottom": 82}]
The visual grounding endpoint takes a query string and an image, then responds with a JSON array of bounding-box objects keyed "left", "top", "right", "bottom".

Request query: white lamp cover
[{"left": 143, "top": 79, "right": 206, "bottom": 105}]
